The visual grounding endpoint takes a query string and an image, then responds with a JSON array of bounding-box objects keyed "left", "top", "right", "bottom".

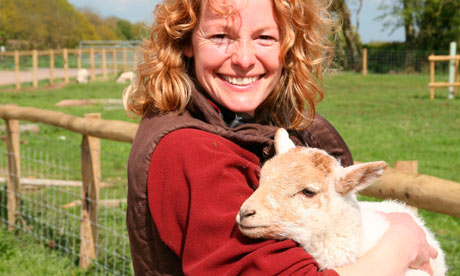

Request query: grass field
[{"left": 0, "top": 73, "right": 459, "bottom": 275}]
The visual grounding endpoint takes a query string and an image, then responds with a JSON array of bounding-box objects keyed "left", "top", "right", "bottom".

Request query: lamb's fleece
[{"left": 236, "top": 128, "right": 446, "bottom": 276}]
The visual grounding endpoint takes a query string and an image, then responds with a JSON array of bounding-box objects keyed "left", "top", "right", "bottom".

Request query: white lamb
[
  {"left": 116, "top": 71, "right": 135, "bottom": 83},
  {"left": 236, "top": 128, "right": 446, "bottom": 275},
  {"left": 76, "top": 69, "right": 89, "bottom": 84}
]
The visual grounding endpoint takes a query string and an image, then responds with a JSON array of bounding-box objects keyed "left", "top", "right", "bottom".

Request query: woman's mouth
[{"left": 219, "top": 74, "right": 262, "bottom": 86}]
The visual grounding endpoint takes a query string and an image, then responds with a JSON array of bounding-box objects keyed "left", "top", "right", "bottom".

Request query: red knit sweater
[{"left": 148, "top": 128, "right": 340, "bottom": 276}]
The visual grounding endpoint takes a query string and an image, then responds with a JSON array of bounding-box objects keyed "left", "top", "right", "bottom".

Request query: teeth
[{"left": 222, "top": 75, "right": 259, "bottom": 86}]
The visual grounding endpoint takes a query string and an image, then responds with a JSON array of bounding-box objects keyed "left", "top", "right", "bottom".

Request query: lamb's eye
[{"left": 301, "top": 188, "right": 317, "bottom": 197}]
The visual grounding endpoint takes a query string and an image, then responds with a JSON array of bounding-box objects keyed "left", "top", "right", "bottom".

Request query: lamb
[
  {"left": 76, "top": 69, "right": 89, "bottom": 84},
  {"left": 116, "top": 71, "right": 135, "bottom": 84},
  {"left": 236, "top": 128, "right": 446, "bottom": 275}
]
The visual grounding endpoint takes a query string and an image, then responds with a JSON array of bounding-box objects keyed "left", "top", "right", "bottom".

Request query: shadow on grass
[{"left": 412, "top": 94, "right": 460, "bottom": 100}]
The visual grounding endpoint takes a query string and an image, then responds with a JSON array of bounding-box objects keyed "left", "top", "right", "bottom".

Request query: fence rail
[
  {"left": 1, "top": 104, "right": 460, "bottom": 274},
  {"left": 0, "top": 105, "right": 137, "bottom": 143}
]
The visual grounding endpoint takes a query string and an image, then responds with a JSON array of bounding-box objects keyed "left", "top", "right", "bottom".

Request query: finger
[
  {"left": 420, "top": 262, "right": 433, "bottom": 276},
  {"left": 428, "top": 244, "right": 438, "bottom": 259}
]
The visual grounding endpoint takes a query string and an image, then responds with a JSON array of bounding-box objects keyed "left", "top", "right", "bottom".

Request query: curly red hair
[{"left": 125, "top": 0, "right": 334, "bottom": 129}]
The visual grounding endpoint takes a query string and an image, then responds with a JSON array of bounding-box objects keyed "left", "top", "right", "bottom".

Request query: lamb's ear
[
  {"left": 274, "top": 128, "right": 296, "bottom": 155},
  {"left": 336, "top": 161, "right": 387, "bottom": 195}
]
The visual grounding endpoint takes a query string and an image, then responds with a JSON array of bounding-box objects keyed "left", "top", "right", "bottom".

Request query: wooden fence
[
  {"left": 428, "top": 54, "right": 460, "bottom": 99},
  {"left": 1, "top": 104, "right": 460, "bottom": 268},
  {"left": 0, "top": 104, "right": 135, "bottom": 269},
  {"left": 362, "top": 48, "right": 368, "bottom": 76},
  {"left": 0, "top": 47, "right": 138, "bottom": 89}
]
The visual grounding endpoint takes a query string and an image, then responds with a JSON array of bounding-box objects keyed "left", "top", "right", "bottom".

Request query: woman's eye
[
  {"left": 210, "top": 34, "right": 228, "bottom": 41},
  {"left": 259, "top": 35, "right": 275, "bottom": 41},
  {"left": 257, "top": 35, "right": 277, "bottom": 46},
  {"left": 301, "top": 188, "right": 317, "bottom": 197}
]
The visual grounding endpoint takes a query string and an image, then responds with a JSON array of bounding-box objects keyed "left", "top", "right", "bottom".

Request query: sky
[{"left": 68, "top": 0, "right": 405, "bottom": 43}]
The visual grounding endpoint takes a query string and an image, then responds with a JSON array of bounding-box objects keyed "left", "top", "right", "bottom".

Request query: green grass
[
  {"left": 1, "top": 73, "right": 460, "bottom": 275},
  {"left": 319, "top": 73, "right": 460, "bottom": 184},
  {"left": 0, "top": 228, "right": 85, "bottom": 275}
]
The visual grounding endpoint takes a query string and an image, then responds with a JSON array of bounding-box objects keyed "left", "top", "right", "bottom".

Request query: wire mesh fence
[
  {"left": 334, "top": 48, "right": 453, "bottom": 75},
  {"left": 0, "top": 121, "right": 132, "bottom": 275}
]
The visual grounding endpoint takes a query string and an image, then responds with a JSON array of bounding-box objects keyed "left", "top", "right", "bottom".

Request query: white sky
[{"left": 67, "top": 0, "right": 405, "bottom": 43}]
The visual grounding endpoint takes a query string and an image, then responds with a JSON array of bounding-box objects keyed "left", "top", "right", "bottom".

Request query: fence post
[
  {"left": 455, "top": 59, "right": 459, "bottom": 97},
  {"left": 102, "top": 48, "right": 107, "bottom": 80},
  {"left": 90, "top": 48, "right": 95, "bottom": 81},
  {"left": 14, "top": 50, "right": 20, "bottom": 90},
  {"left": 32, "top": 50, "right": 38, "bottom": 88},
  {"left": 362, "top": 48, "right": 368, "bottom": 76},
  {"left": 132, "top": 48, "right": 137, "bottom": 71},
  {"left": 79, "top": 113, "right": 101, "bottom": 269},
  {"left": 123, "top": 47, "right": 127, "bottom": 72},
  {"left": 448, "top": 42, "right": 457, "bottom": 99},
  {"left": 429, "top": 56, "right": 435, "bottom": 100},
  {"left": 77, "top": 48, "right": 82, "bottom": 71},
  {"left": 112, "top": 48, "right": 117, "bottom": 76},
  {"left": 63, "top": 48, "right": 69, "bottom": 84},
  {"left": 49, "top": 49, "right": 54, "bottom": 85},
  {"left": 4, "top": 117, "right": 21, "bottom": 231}
]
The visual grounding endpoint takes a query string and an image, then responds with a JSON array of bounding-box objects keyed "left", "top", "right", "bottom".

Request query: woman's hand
[
  {"left": 383, "top": 212, "right": 438, "bottom": 275},
  {"left": 335, "top": 211, "right": 438, "bottom": 276}
]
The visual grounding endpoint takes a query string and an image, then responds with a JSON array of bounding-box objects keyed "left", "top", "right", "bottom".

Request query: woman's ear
[{"left": 183, "top": 45, "right": 193, "bottom": 58}]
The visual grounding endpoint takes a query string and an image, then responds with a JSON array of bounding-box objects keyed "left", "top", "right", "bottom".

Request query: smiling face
[{"left": 185, "top": 0, "right": 282, "bottom": 116}]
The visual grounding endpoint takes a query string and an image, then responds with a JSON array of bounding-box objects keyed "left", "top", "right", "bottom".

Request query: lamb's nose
[{"left": 239, "top": 209, "right": 256, "bottom": 220}]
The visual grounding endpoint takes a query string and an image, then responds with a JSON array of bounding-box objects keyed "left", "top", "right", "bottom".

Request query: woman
[{"left": 125, "top": 0, "right": 437, "bottom": 275}]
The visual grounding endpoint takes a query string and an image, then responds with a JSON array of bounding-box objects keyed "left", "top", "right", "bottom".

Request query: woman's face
[{"left": 185, "top": 0, "right": 282, "bottom": 116}]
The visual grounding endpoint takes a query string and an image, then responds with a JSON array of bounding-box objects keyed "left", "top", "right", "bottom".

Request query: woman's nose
[{"left": 231, "top": 39, "right": 255, "bottom": 70}]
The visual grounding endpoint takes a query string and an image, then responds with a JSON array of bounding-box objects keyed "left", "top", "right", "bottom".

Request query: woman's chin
[
  {"left": 220, "top": 99, "right": 261, "bottom": 116},
  {"left": 225, "top": 106, "right": 256, "bottom": 116}
]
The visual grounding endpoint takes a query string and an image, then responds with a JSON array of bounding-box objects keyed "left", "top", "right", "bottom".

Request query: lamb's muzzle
[{"left": 238, "top": 208, "right": 256, "bottom": 222}]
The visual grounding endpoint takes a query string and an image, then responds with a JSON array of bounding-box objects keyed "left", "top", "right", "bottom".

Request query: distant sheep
[
  {"left": 236, "top": 128, "right": 446, "bottom": 275},
  {"left": 76, "top": 69, "right": 89, "bottom": 84},
  {"left": 116, "top": 71, "right": 135, "bottom": 84}
]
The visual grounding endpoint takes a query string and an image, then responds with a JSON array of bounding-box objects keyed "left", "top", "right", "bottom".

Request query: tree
[
  {"left": 378, "top": 0, "right": 460, "bottom": 51},
  {"left": 417, "top": 0, "right": 460, "bottom": 51},
  {"left": 132, "top": 22, "right": 149, "bottom": 41},
  {"left": 116, "top": 19, "right": 134, "bottom": 40},
  {"left": 331, "top": 0, "right": 363, "bottom": 71},
  {"left": 0, "top": 0, "right": 99, "bottom": 49},
  {"left": 79, "top": 7, "right": 119, "bottom": 40}
]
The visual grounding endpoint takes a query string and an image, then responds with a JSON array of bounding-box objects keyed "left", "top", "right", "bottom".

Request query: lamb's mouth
[
  {"left": 238, "top": 224, "right": 273, "bottom": 238},
  {"left": 238, "top": 224, "right": 268, "bottom": 230}
]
